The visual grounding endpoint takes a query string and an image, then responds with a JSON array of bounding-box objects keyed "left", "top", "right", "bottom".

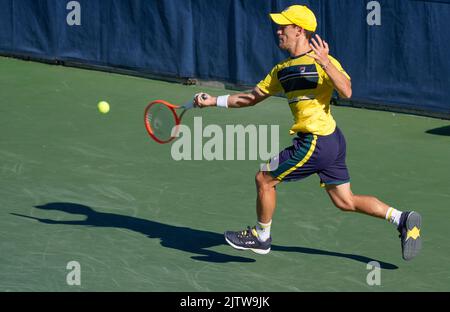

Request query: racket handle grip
[
  {"left": 186, "top": 93, "right": 208, "bottom": 109},
  {"left": 186, "top": 94, "right": 203, "bottom": 109}
]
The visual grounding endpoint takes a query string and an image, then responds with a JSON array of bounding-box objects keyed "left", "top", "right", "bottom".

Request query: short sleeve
[
  {"left": 325, "top": 55, "right": 351, "bottom": 82},
  {"left": 256, "top": 65, "right": 283, "bottom": 95}
]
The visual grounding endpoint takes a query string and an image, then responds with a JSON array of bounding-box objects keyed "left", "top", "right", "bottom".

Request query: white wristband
[{"left": 216, "top": 95, "right": 229, "bottom": 108}]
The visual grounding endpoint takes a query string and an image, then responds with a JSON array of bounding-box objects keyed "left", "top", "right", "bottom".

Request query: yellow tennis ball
[{"left": 98, "top": 101, "right": 110, "bottom": 114}]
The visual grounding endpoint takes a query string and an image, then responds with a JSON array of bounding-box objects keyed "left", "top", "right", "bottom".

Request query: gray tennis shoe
[
  {"left": 398, "top": 211, "right": 422, "bottom": 261},
  {"left": 224, "top": 226, "right": 271, "bottom": 255}
]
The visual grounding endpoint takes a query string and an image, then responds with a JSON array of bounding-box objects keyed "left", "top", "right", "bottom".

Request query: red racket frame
[{"left": 144, "top": 100, "right": 182, "bottom": 144}]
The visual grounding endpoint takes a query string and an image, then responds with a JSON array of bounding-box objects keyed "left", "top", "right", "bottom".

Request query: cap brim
[{"left": 269, "top": 13, "right": 292, "bottom": 25}]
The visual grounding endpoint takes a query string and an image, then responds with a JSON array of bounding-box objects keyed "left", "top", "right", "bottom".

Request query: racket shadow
[
  {"left": 425, "top": 125, "right": 450, "bottom": 136},
  {"left": 12, "top": 202, "right": 254, "bottom": 264}
]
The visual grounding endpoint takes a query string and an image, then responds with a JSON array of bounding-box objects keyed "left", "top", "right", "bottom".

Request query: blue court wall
[{"left": 0, "top": 0, "right": 449, "bottom": 116}]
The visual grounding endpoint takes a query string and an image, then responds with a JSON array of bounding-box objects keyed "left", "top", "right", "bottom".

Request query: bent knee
[
  {"left": 255, "top": 171, "right": 278, "bottom": 189},
  {"left": 255, "top": 171, "right": 264, "bottom": 185},
  {"left": 333, "top": 199, "right": 356, "bottom": 212}
]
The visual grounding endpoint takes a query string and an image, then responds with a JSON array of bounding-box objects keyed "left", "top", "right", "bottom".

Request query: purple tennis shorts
[{"left": 266, "top": 127, "right": 350, "bottom": 186}]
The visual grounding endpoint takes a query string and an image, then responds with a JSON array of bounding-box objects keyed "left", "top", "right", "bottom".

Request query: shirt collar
[{"left": 290, "top": 49, "right": 313, "bottom": 59}]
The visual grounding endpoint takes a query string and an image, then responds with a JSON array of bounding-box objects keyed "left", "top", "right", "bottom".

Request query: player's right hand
[{"left": 194, "top": 93, "right": 216, "bottom": 108}]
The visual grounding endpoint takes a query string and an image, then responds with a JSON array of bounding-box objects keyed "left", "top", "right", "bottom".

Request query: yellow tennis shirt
[{"left": 257, "top": 52, "right": 350, "bottom": 136}]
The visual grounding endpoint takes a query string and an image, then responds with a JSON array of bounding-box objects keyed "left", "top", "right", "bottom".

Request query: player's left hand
[{"left": 307, "top": 34, "right": 331, "bottom": 68}]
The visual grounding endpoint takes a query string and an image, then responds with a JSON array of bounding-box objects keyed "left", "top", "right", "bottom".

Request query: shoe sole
[
  {"left": 224, "top": 236, "right": 271, "bottom": 255},
  {"left": 403, "top": 211, "right": 422, "bottom": 261}
]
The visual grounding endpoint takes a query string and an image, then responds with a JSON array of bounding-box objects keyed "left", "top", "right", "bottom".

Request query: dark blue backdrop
[{"left": 1, "top": 0, "right": 449, "bottom": 115}]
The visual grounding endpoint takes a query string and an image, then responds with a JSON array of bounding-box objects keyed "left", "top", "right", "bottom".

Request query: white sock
[
  {"left": 255, "top": 220, "right": 272, "bottom": 242},
  {"left": 385, "top": 207, "right": 402, "bottom": 227}
]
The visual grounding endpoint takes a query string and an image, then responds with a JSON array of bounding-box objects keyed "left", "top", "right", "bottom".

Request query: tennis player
[{"left": 195, "top": 5, "right": 422, "bottom": 261}]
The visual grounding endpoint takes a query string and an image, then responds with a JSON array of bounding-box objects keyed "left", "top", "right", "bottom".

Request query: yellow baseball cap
[{"left": 270, "top": 5, "right": 317, "bottom": 32}]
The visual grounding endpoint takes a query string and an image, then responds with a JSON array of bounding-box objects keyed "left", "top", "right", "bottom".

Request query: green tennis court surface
[{"left": 1, "top": 56, "right": 449, "bottom": 291}]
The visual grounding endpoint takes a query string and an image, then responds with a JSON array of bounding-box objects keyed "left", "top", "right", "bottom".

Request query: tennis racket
[{"left": 144, "top": 94, "right": 206, "bottom": 144}]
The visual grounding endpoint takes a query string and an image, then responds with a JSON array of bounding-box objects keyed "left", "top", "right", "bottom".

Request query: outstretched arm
[
  {"left": 195, "top": 87, "right": 270, "bottom": 108},
  {"left": 11, "top": 213, "right": 87, "bottom": 225}
]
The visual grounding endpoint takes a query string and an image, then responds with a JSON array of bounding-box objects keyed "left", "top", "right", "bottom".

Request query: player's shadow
[
  {"left": 271, "top": 246, "right": 398, "bottom": 270},
  {"left": 12, "top": 202, "right": 253, "bottom": 263},
  {"left": 12, "top": 202, "right": 398, "bottom": 269},
  {"left": 426, "top": 125, "right": 450, "bottom": 136}
]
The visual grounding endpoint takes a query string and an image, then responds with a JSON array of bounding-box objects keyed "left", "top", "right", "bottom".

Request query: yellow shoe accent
[
  {"left": 251, "top": 228, "right": 259, "bottom": 238},
  {"left": 407, "top": 226, "right": 420, "bottom": 240}
]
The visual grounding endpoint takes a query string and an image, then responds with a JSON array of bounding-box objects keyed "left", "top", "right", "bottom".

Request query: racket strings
[{"left": 146, "top": 104, "right": 177, "bottom": 142}]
